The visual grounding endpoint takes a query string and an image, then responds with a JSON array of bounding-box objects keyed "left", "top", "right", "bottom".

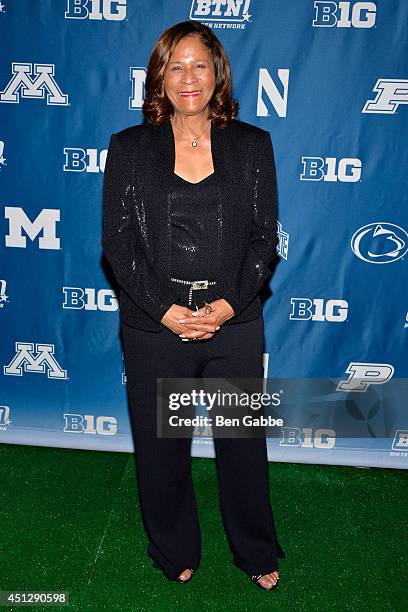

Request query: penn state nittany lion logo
[{"left": 351, "top": 222, "right": 408, "bottom": 264}]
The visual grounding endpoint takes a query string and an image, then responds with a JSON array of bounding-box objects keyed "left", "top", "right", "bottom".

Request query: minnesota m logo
[
  {"left": 0, "top": 63, "right": 68, "bottom": 105},
  {"left": 4, "top": 343, "right": 67, "bottom": 379}
]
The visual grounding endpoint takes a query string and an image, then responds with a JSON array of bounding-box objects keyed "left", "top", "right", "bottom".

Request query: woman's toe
[
  {"left": 258, "top": 575, "right": 275, "bottom": 588},
  {"left": 178, "top": 569, "right": 192, "bottom": 581}
]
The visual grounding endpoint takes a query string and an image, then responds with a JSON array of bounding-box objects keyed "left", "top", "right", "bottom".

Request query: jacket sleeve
[
  {"left": 101, "top": 133, "right": 181, "bottom": 324},
  {"left": 214, "top": 130, "right": 279, "bottom": 318}
]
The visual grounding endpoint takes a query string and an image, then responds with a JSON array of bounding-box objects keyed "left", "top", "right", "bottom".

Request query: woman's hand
[{"left": 161, "top": 299, "right": 235, "bottom": 340}]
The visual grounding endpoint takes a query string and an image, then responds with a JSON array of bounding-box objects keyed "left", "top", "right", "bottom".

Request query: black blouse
[{"left": 169, "top": 170, "right": 220, "bottom": 281}]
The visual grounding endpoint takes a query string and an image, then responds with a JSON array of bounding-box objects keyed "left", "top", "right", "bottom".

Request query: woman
[{"left": 101, "top": 20, "right": 285, "bottom": 591}]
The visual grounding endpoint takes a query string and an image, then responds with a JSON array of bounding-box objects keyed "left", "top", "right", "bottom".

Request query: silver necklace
[{"left": 171, "top": 118, "right": 211, "bottom": 147}]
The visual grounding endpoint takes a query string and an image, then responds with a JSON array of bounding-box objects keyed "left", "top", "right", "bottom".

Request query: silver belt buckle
[{"left": 191, "top": 280, "right": 208, "bottom": 290}]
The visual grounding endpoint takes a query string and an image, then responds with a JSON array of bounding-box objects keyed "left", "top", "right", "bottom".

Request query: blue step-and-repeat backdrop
[{"left": 1, "top": 1, "right": 407, "bottom": 468}]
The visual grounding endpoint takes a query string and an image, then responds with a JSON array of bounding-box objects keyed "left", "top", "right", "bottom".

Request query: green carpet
[{"left": 0, "top": 443, "right": 406, "bottom": 611}]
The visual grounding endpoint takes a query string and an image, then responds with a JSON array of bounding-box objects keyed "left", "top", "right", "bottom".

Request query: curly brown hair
[{"left": 142, "top": 20, "right": 239, "bottom": 128}]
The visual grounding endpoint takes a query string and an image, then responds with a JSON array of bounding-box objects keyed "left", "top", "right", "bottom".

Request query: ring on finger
[{"left": 204, "top": 302, "right": 213, "bottom": 316}]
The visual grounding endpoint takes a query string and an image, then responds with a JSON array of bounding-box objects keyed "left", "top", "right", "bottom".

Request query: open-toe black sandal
[{"left": 251, "top": 573, "right": 279, "bottom": 591}]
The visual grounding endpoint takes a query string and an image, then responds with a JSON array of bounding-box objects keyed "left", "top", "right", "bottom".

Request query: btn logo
[
  {"left": 290, "top": 298, "right": 348, "bottom": 322},
  {"left": 313, "top": 1, "right": 376, "bottom": 28},
  {"left": 189, "top": 0, "right": 253, "bottom": 25},
  {"left": 280, "top": 427, "right": 336, "bottom": 448},
  {"left": 300, "top": 157, "right": 361, "bottom": 182},
  {"left": 0, "top": 140, "right": 6, "bottom": 171},
  {"left": 63, "top": 287, "right": 118, "bottom": 311},
  {"left": 65, "top": 0, "right": 127, "bottom": 21},
  {"left": 0, "top": 279, "right": 9, "bottom": 308},
  {"left": 64, "top": 414, "right": 117, "bottom": 435}
]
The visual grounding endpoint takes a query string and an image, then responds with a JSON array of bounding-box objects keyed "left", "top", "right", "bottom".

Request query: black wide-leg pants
[{"left": 121, "top": 314, "right": 285, "bottom": 580}]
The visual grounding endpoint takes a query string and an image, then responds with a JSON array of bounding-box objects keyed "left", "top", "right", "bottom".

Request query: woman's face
[{"left": 163, "top": 34, "right": 216, "bottom": 117}]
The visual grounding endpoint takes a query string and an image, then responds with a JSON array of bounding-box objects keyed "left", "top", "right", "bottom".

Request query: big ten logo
[
  {"left": 290, "top": 298, "right": 348, "bottom": 322},
  {"left": 64, "top": 147, "right": 107, "bottom": 173},
  {"left": 0, "top": 405, "right": 12, "bottom": 430},
  {"left": 392, "top": 430, "right": 408, "bottom": 451},
  {"left": 129, "top": 67, "right": 146, "bottom": 110},
  {"left": 64, "top": 413, "right": 117, "bottom": 435},
  {"left": 63, "top": 287, "right": 118, "bottom": 311},
  {"left": 300, "top": 157, "right": 362, "bottom": 182},
  {"left": 257, "top": 68, "right": 290, "bottom": 118},
  {"left": 280, "top": 427, "right": 336, "bottom": 448},
  {"left": 189, "top": 0, "right": 253, "bottom": 24},
  {"left": 65, "top": 0, "right": 127, "bottom": 21},
  {"left": 4, "top": 207, "right": 60, "bottom": 250},
  {"left": 313, "top": 1, "right": 377, "bottom": 28}
]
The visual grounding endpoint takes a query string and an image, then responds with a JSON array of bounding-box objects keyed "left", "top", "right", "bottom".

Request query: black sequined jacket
[{"left": 101, "top": 118, "right": 279, "bottom": 332}]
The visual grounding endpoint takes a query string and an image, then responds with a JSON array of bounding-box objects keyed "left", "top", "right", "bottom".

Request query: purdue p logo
[{"left": 362, "top": 79, "right": 408, "bottom": 114}]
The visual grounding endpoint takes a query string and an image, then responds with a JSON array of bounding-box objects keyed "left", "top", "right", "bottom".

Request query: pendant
[{"left": 192, "top": 139, "right": 198, "bottom": 147}]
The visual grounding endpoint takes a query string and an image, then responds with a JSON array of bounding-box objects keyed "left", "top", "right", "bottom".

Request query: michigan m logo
[{"left": 5, "top": 207, "right": 60, "bottom": 250}]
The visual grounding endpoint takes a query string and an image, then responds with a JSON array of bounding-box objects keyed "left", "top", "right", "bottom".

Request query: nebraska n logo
[
  {"left": 4, "top": 343, "right": 68, "bottom": 379},
  {"left": 0, "top": 63, "right": 68, "bottom": 105}
]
